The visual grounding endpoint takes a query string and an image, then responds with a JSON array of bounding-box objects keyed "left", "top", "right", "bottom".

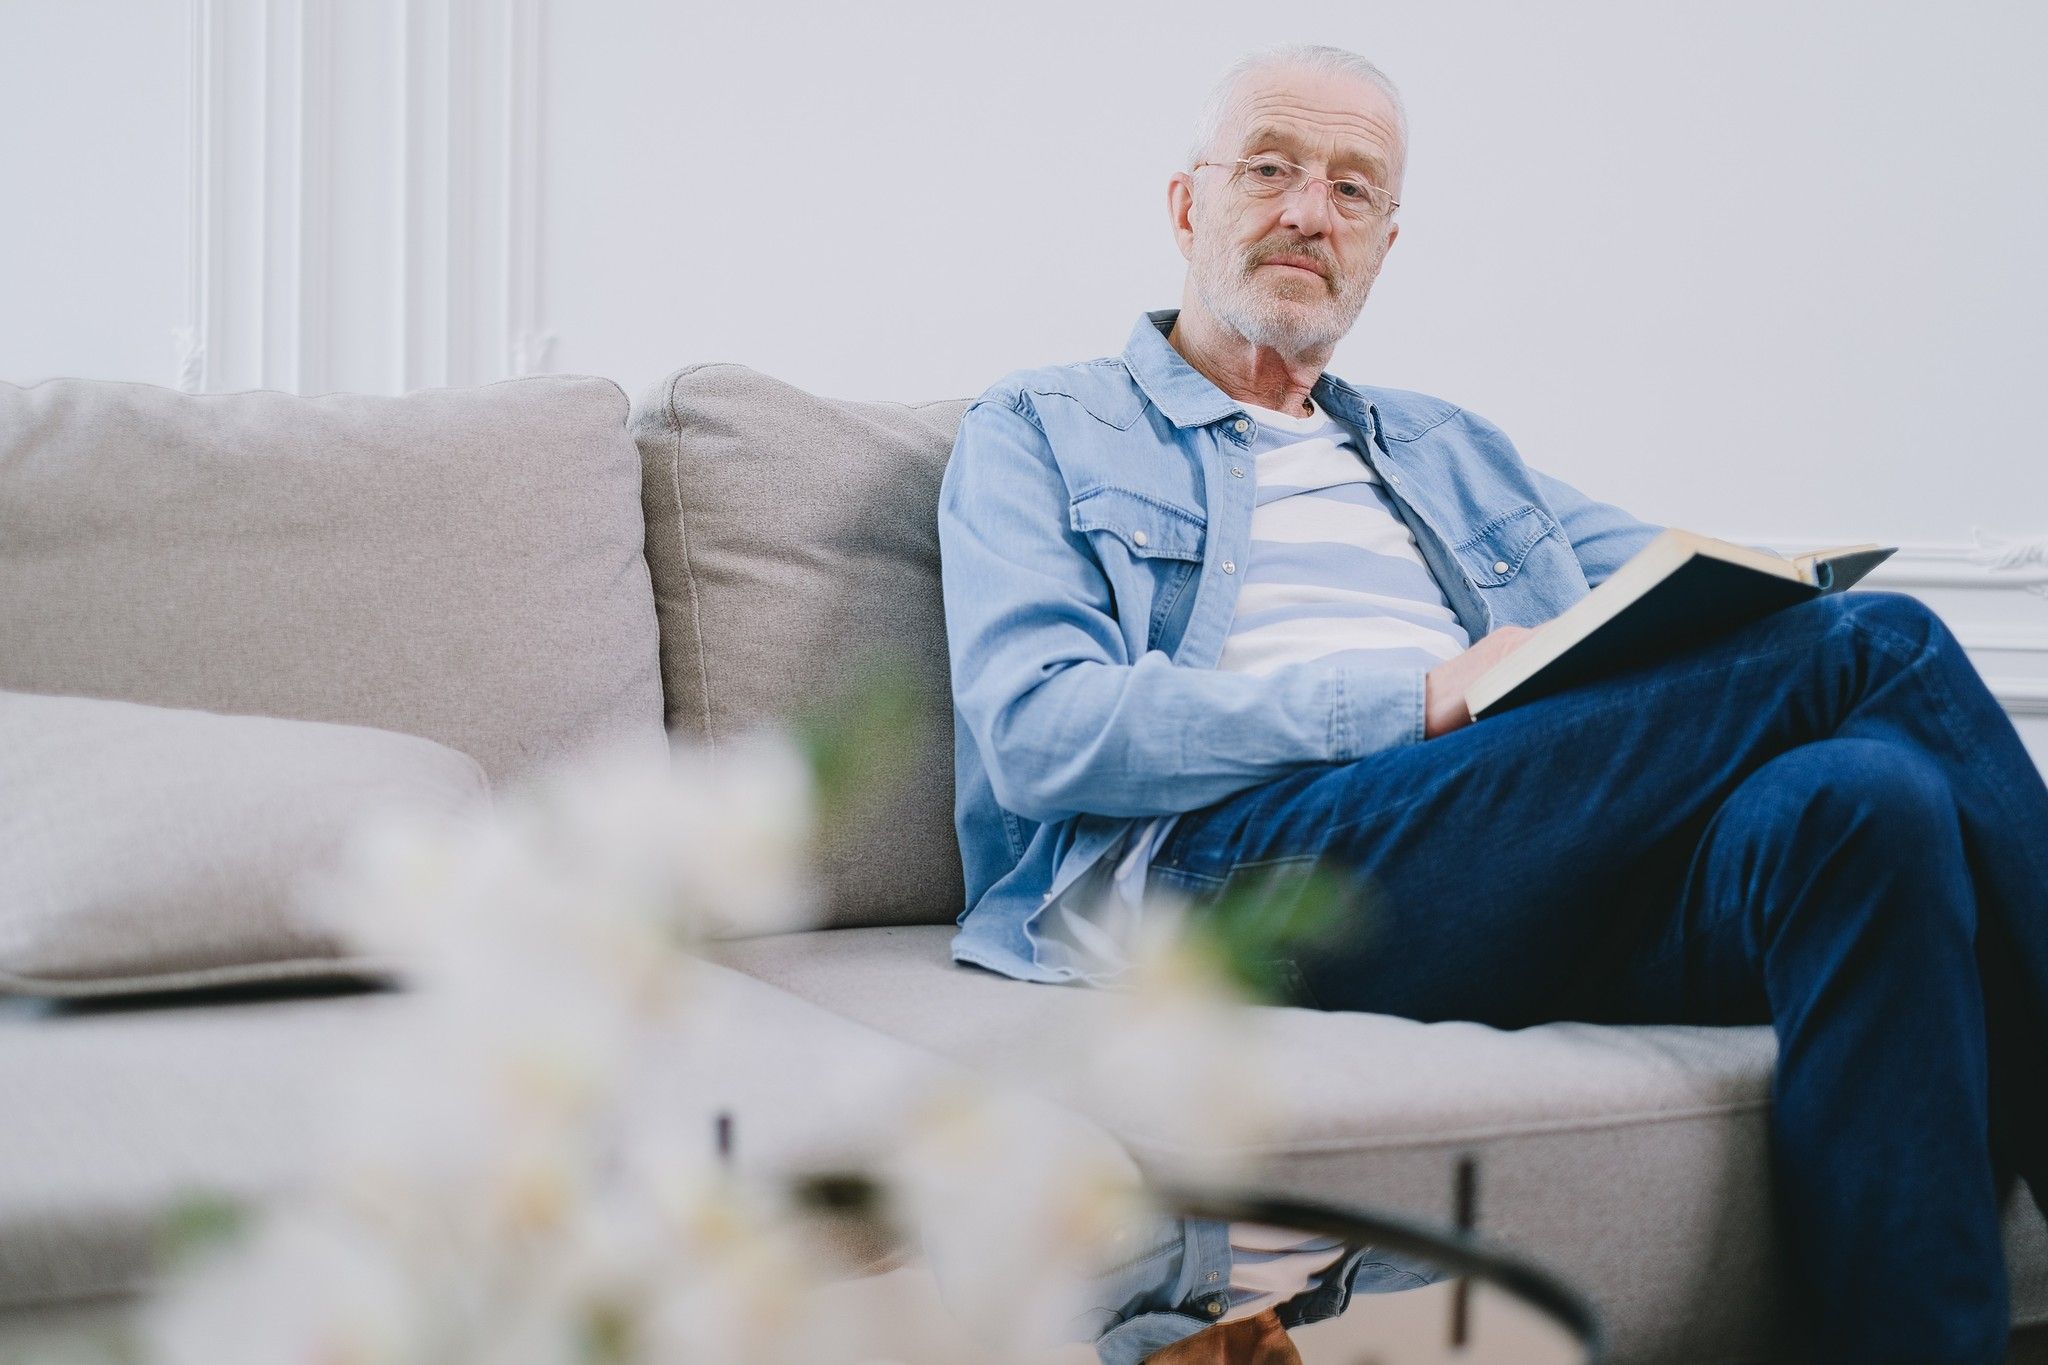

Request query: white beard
[{"left": 1189, "top": 220, "right": 1384, "bottom": 356}]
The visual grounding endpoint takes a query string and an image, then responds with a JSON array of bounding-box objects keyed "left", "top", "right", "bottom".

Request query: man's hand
[{"left": 1425, "top": 625, "right": 1538, "bottom": 738}]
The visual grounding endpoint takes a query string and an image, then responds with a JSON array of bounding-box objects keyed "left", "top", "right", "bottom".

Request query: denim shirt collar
[{"left": 1121, "top": 308, "right": 1382, "bottom": 445}]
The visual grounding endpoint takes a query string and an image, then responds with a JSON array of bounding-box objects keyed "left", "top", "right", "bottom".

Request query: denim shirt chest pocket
[
  {"left": 1448, "top": 503, "right": 1580, "bottom": 626},
  {"left": 1068, "top": 484, "right": 1207, "bottom": 657}
]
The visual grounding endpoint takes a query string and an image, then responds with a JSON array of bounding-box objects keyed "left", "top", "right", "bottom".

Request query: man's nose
[{"left": 1277, "top": 180, "right": 1334, "bottom": 236}]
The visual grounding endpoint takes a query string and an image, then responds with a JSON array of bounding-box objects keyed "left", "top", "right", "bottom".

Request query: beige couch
[{"left": 2, "top": 367, "right": 2044, "bottom": 1363}]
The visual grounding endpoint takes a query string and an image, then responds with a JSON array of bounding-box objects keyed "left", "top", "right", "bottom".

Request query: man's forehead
[{"left": 1229, "top": 84, "right": 1400, "bottom": 172}]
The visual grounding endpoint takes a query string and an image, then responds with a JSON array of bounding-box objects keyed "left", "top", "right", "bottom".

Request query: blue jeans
[{"left": 1147, "top": 591, "right": 2048, "bottom": 1365}]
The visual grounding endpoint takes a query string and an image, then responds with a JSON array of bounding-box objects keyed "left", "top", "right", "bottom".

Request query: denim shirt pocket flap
[
  {"left": 1451, "top": 504, "right": 1556, "bottom": 586},
  {"left": 1069, "top": 485, "right": 1207, "bottom": 562}
]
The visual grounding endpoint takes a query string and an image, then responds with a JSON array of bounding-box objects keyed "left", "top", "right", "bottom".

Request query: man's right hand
[{"left": 1425, "top": 625, "right": 1538, "bottom": 739}]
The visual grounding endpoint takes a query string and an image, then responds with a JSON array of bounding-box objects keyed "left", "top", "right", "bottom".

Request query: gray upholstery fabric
[
  {"left": 0, "top": 690, "right": 488, "bottom": 997},
  {"left": 711, "top": 925, "right": 2048, "bottom": 1365},
  {"left": 0, "top": 961, "right": 1126, "bottom": 1312},
  {"left": 0, "top": 375, "right": 667, "bottom": 786},
  {"left": 631, "top": 365, "right": 971, "bottom": 929},
  {"left": 0, "top": 990, "right": 397, "bottom": 1310}
]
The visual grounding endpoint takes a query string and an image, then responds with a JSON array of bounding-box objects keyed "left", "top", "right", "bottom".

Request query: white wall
[
  {"left": 1, "top": 2, "right": 190, "bottom": 386},
  {"left": 3, "top": 0, "right": 2044, "bottom": 758},
  {"left": 544, "top": 0, "right": 2048, "bottom": 547}
]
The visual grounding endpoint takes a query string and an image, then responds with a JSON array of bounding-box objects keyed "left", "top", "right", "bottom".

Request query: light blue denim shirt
[
  {"left": 1066, "top": 1211, "right": 1453, "bottom": 1363},
  {"left": 938, "top": 309, "right": 1666, "bottom": 984}
]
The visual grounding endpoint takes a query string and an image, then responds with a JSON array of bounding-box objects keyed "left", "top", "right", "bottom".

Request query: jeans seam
[
  {"left": 1219, "top": 852, "right": 1321, "bottom": 872},
  {"left": 1155, "top": 816, "right": 1198, "bottom": 871},
  {"left": 1150, "top": 864, "right": 1225, "bottom": 890},
  {"left": 1151, "top": 850, "right": 1321, "bottom": 887}
]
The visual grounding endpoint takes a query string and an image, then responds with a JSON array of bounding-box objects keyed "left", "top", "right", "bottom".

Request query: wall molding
[
  {"left": 177, "top": 0, "right": 335, "bottom": 393},
  {"left": 396, "top": 0, "right": 549, "bottom": 391},
  {"left": 503, "top": 0, "right": 552, "bottom": 380},
  {"left": 1996, "top": 682, "right": 2048, "bottom": 719},
  {"left": 1877, "top": 534, "right": 2048, "bottom": 599},
  {"left": 174, "top": 0, "right": 222, "bottom": 392},
  {"left": 1830, "top": 535, "right": 2048, "bottom": 721},
  {"left": 181, "top": 0, "right": 547, "bottom": 394}
]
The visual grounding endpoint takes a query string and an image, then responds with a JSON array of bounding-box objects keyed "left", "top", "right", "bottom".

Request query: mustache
[{"left": 1245, "top": 241, "right": 1336, "bottom": 277}]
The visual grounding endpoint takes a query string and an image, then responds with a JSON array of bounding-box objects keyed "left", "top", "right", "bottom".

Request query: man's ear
[{"left": 1168, "top": 173, "right": 1197, "bottom": 263}]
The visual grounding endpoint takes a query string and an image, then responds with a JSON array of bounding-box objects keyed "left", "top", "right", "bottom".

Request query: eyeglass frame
[{"left": 1191, "top": 154, "right": 1401, "bottom": 220}]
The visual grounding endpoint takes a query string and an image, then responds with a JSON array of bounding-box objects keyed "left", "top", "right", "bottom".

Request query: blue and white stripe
[
  {"left": 1045, "top": 395, "right": 1468, "bottom": 979},
  {"left": 1219, "top": 413, "right": 1468, "bottom": 676}
]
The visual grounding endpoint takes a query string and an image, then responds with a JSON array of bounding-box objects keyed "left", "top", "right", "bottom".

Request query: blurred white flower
[
  {"left": 148, "top": 706, "right": 1306, "bottom": 1365},
  {"left": 892, "top": 1077, "right": 1155, "bottom": 1361},
  {"left": 639, "top": 1168, "right": 855, "bottom": 1365},
  {"left": 300, "top": 727, "right": 818, "bottom": 974},
  {"left": 526, "top": 729, "right": 821, "bottom": 944},
  {"left": 153, "top": 722, "right": 852, "bottom": 1363},
  {"left": 145, "top": 1203, "right": 417, "bottom": 1365},
  {"left": 1076, "top": 892, "right": 1291, "bottom": 1186}
]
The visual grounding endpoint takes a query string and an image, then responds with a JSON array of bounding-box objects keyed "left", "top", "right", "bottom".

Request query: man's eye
[
  {"left": 1333, "top": 180, "right": 1370, "bottom": 200},
  {"left": 1248, "top": 160, "right": 1287, "bottom": 177}
]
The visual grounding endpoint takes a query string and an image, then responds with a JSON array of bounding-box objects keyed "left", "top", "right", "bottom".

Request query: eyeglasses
[{"left": 1193, "top": 155, "right": 1400, "bottom": 220}]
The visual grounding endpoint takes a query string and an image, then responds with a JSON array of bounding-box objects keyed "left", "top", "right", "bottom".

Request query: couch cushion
[
  {"left": 0, "top": 960, "right": 1129, "bottom": 1312},
  {"left": 0, "top": 690, "right": 488, "bottom": 997},
  {"left": 631, "top": 365, "right": 970, "bottom": 929},
  {"left": 0, "top": 375, "right": 667, "bottom": 786},
  {"left": 711, "top": 925, "right": 2048, "bottom": 1365}
]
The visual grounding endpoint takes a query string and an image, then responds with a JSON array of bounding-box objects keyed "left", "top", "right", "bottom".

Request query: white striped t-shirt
[{"left": 1045, "top": 394, "right": 1469, "bottom": 975}]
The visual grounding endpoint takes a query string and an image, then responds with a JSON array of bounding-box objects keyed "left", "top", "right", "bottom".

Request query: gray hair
[{"left": 1187, "top": 43, "right": 1408, "bottom": 183}]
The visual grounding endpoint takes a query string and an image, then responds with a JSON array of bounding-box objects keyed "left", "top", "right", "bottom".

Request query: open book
[{"left": 1466, "top": 530, "right": 1897, "bottom": 719}]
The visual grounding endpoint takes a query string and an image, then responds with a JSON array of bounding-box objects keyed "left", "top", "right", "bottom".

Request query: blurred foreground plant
[{"left": 131, "top": 653, "right": 1345, "bottom": 1365}]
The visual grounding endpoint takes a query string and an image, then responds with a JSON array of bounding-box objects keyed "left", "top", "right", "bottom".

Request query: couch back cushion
[
  {"left": 632, "top": 364, "right": 969, "bottom": 929},
  {"left": 0, "top": 375, "right": 667, "bottom": 784}
]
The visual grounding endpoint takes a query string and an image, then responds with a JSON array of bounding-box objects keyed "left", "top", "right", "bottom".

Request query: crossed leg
[{"left": 1149, "top": 591, "right": 2048, "bottom": 1362}]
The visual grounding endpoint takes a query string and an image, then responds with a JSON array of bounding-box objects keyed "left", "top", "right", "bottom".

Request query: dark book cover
[{"left": 1469, "top": 537, "right": 1897, "bottom": 717}]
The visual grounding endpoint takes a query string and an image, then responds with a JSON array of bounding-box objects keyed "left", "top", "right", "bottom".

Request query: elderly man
[{"left": 937, "top": 41, "right": 2048, "bottom": 1365}]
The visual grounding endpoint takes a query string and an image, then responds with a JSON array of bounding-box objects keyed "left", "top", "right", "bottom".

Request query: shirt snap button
[
  {"left": 1233, "top": 418, "right": 1249, "bottom": 433},
  {"left": 1493, "top": 559, "right": 1510, "bottom": 574},
  {"left": 1132, "top": 530, "right": 1149, "bottom": 547},
  {"left": 1221, "top": 560, "right": 1236, "bottom": 575},
  {"left": 1387, "top": 472, "right": 1402, "bottom": 485},
  {"left": 1205, "top": 1299, "right": 1224, "bottom": 1316},
  {"left": 1230, "top": 466, "right": 1244, "bottom": 478}
]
